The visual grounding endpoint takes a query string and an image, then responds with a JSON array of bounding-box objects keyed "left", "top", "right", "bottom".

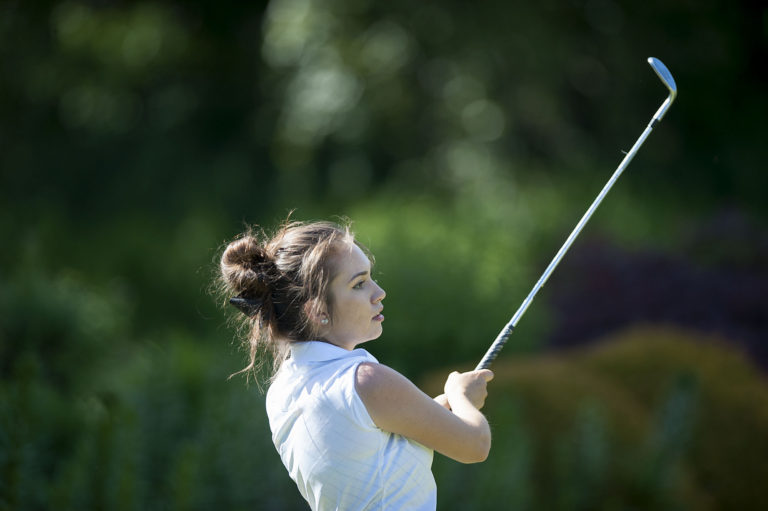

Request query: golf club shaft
[{"left": 475, "top": 120, "right": 661, "bottom": 371}]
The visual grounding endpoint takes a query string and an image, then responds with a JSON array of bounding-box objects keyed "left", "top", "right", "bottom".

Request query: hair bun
[{"left": 220, "top": 235, "right": 277, "bottom": 298}]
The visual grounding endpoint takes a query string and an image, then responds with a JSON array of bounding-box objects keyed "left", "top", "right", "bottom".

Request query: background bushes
[
  {"left": 425, "top": 326, "right": 768, "bottom": 510},
  {"left": 2, "top": 0, "right": 767, "bottom": 509}
]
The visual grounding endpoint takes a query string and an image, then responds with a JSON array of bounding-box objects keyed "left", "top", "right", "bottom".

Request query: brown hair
[{"left": 216, "top": 219, "right": 365, "bottom": 380}]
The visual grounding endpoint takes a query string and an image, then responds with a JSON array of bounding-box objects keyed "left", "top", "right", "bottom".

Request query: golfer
[{"left": 218, "top": 219, "right": 493, "bottom": 510}]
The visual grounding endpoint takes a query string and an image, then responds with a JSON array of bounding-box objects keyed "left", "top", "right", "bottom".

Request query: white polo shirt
[{"left": 266, "top": 341, "right": 437, "bottom": 511}]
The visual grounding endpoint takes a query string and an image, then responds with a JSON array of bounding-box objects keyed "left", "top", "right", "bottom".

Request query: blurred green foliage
[
  {"left": 1, "top": 0, "right": 767, "bottom": 509},
  {"left": 424, "top": 326, "right": 768, "bottom": 510}
]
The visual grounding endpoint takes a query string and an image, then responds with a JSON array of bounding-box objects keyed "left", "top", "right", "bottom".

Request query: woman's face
[{"left": 322, "top": 242, "right": 386, "bottom": 350}]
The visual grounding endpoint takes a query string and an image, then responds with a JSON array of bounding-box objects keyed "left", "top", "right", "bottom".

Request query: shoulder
[
  {"left": 355, "top": 362, "right": 416, "bottom": 398},
  {"left": 354, "top": 362, "right": 438, "bottom": 431}
]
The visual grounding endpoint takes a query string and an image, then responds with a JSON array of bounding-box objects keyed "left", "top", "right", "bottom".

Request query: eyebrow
[{"left": 347, "top": 270, "right": 369, "bottom": 284}]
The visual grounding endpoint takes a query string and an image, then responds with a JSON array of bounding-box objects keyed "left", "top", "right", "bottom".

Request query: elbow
[
  {"left": 459, "top": 447, "right": 490, "bottom": 464},
  {"left": 478, "top": 436, "right": 491, "bottom": 462},
  {"left": 458, "top": 432, "right": 491, "bottom": 464},
  {"left": 474, "top": 434, "right": 492, "bottom": 463}
]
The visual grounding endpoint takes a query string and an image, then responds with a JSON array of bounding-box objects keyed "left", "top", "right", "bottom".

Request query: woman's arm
[
  {"left": 434, "top": 394, "right": 451, "bottom": 409},
  {"left": 355, "top": 363, "right": 493, "bottom": 464}
]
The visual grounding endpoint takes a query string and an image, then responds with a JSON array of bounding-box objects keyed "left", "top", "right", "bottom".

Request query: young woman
[{"left": 218, "top": 219, "right": 493, "bottom": 510}]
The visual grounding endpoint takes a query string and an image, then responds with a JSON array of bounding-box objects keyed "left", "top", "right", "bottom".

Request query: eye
[{"left": 352, "top": 280, "right": 365, "bottom": 289}]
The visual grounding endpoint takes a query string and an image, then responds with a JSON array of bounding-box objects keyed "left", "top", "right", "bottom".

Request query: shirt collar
[{"left": 289, "top": 341, "right": 377, "bottom": 364}]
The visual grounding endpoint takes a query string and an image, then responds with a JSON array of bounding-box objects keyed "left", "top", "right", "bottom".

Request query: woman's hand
[
  {"left": 444, "top": 370, "right": 494, "bottom": 411},
  {"left": 433, "top": 393, "right": 451, "bottom": 409}
]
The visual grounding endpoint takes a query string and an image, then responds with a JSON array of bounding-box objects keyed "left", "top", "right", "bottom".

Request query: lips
[{"left": 373, "top": 308, "right": 384, "bottom": 322}]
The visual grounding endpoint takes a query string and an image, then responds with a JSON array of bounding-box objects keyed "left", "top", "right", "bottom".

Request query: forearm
[{"left": 444, "top": 395, "right": 491, "bottom": 462}]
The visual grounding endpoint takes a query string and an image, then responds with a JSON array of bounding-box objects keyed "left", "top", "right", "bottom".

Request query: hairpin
[{"left": 229, "top": 296, "right": 262, "bottom": 317}]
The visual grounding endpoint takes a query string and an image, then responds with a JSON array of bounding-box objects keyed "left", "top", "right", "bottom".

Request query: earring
[{"left": 320, "top": 318, "right": 329, "bottom": 325}]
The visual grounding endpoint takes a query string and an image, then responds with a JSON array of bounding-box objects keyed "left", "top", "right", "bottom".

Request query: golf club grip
[{"left": 475, "top": 324, "right": 514, "bottom": 370}]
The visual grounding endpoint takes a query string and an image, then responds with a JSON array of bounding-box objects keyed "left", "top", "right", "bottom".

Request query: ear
[{"left": 304, "top": 299, "right": 328, "bottom": 324}]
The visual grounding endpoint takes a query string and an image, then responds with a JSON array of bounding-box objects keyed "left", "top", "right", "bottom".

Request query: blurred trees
[{"left": 1, "top": 0, "right": 767, "bottom": 509}]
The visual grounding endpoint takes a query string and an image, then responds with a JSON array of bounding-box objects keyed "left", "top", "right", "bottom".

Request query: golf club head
[
  {"left": 648, "top": 57, "right": 677, "bottom": 97},
  {"left": 647, "top": 57, "right": 677, "bottom": 122}
]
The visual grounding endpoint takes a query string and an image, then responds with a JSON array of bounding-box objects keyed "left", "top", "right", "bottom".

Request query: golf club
[{"left": 475, "top": 57, "right": 677, "bottom": 371}]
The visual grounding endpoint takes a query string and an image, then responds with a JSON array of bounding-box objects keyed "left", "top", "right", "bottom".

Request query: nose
[{"left": 372, "top": 281, "right": 386, "bottom": 303}]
